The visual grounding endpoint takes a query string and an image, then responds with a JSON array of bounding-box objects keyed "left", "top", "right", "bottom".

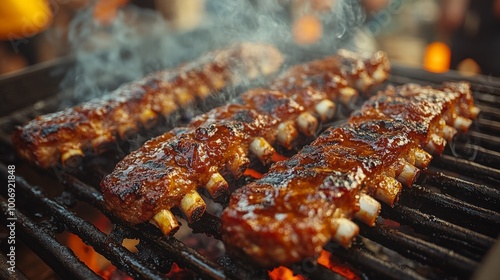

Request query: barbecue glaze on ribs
[
  {"left": 100, "top": 50, "right": 391, "bottom": 233},
  {"left": 12, "top": 43, "right": 283, "bottom": 168},
  {"left": 221, "top": 82, "right": 479, "bottom": 267}
]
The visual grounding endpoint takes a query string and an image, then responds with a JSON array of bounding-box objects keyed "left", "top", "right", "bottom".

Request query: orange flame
[
  {"left": 243, "top": 168, "right": 263, "bottom": 179},
  {"left": 66, "top": 213, "right": 121, "bottom": 279},
  {"left": 293, "top": 15, "right": 323, "bottom": 45},
  {"left": 317, "top": 250, "right": 359, "bottom": 280},
  {"left": 423, "top": 41, "right": 451, "bottom": 73}
]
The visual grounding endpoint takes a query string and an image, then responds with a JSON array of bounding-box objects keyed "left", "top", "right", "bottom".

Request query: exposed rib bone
[
  {"left": 139, "top": 108, "right": 158, "bottom": 129},
  {"left": 61, "top": 149, "right": 84, "bottom": 168},
  {"left": 442, "top": 125, "right": 458, "bottom": 142},
  {"left": 355, "top": 73, "right": 375, "bottom": 92},
  {"left": 314, "top": 99, "right": 336, "bottom": 121},
  {"left": 152, "top": 209, "right": 180, "bottom": 235},
  {"left": 367, "top": 175, "right": 402, "bottom": 206},
  {"left": 277, "top": 121, "right": 299, "bottom": 149},
  {"left": 338, "top": 87, "right": 358, "bottom": 104},
  {"left": 411, "top": 148, "right": 432, "bottom": 168},
  {"left": 424, "top": 134, "right": 447, "bottom": 155},
  {"left": 205, "top": 172, "right": 229, "bottom": 199},
  {"left": 371, "top": 63, "right": 389, "bottom": 83},
  {"left": 180, "top": 190, "right": 206, "bottom": 222},
  {"left": 92, "top": 135, "right": 115, "bottom": 154},
  {"left": 396, "top": 159, "right": 420, "bottom": 187},
  {"left": 453, "top": 116, "right": 473, "bottom": 132},
  {"left": 355, "top": 194, "right": 381, "bottom": 226},
  {"left": 331, "top": 218, "right": 359, "bottom": 246},
  {"left": 296, "top": 112, "right": 319, "bottom": 137},
  {"left": 249, "top": 137, "right": 275, "bottom": 165},
  {"left": 470, "top": 106, "right": 481, "bottom": 119}
]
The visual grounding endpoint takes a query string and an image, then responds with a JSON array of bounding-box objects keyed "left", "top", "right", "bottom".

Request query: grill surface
[{"left": 1, "top": 60, "right": 499, "bottom": 280}]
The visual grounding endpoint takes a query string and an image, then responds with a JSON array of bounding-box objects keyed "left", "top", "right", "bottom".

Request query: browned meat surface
[
  {"left": 221, "top": 82, "right": 479, "bottom": 267},
  {"left": 100, "top": 50, "right": 390, "bottom": 231},
  {"left": 12, "top": 43, "right": 283, "bottom": 168}
]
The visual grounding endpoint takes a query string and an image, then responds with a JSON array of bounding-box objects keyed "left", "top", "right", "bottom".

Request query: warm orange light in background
[
  {"left": 456, "top": 58, "right": 481, "bottom": 76},
  {"left": 94, "top": 0, "right": 129, "bottom": 24},
  {"left": 423, "top": 41, "right": 451, "bottom": 73},
  {"left": 293, "top": 15, "right": 323, "bottom": 45},
  {"left": 0, "top": 0, "right": 52, "bottom": 40}
]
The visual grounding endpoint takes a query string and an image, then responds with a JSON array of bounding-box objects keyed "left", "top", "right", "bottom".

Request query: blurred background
[{"left": 1, "top": 0, "right": 499, "bottom": 78}]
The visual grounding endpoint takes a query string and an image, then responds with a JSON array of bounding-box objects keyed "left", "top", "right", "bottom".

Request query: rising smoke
[{"left": 59, "top": 0, "right": 365, "bottom": 104}]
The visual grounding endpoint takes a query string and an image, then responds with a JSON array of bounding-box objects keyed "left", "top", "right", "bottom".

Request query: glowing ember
[
  {"left": 271, "top": 152, "right": 290, "bottom": 163},
  {"left": 268, "top": 266, "right": 306, "bottom": 280},
  {"left": 243, "top": 168, "right": 263, "bottom": 179},
  {"left": 318, "top": 250, "right": 359, "bottom": 280},
  {"left": 166, "top": 263, "right": 195, "bottom": 279}
]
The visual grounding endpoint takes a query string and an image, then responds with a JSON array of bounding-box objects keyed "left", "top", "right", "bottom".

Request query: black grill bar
[
  {"left": 465, "top": 131, "right": 500, "bottom": 152},
  {"left": 326, "top": 239, "right": 426, "bottom": 280},
  {"left": 61, "top": 173, "right": 235, "bottom": 280},
  {"left": 64, "top": 173, "right": 350, "bottom": 280},
  {"left": 0, "top": 198, "right": 99, "bottom": 280},
  {"left": 446, "top": 143, "right": 500, "bottom": 169},
  {"left": 382, "top": 204, "right": 495, "bottom": 260},
  {"left": 0, "top": 164, "right": 167, "bottom": 280},
  {"left": 357, "top": 223, "right": 478, "bottom": 277},
  {"left": 433, "top": 154, "right": 500, "bottom": 184},
  {"left": 399, "top": 185, "right": 500, "bottom": 237}
]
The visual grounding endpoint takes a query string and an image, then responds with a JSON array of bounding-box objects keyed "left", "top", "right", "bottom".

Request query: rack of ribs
[
  {"left": 12, "top": 42, "right": 284, "bottom": 168},
  {"left": 221, "top": 81, "right": 480, "bottom": 267},
  {"left": 100, "top": 50, "right": 391, "bottom": 235}
]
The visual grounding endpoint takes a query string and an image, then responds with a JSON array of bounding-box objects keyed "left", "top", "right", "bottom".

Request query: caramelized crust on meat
[
  {"left": 221, "top": 82, "right": 478, "bottom": 267},
  {"left": 101, "top": 50, "right": 390, "bottom": 226},
  {"left": 12, "top": 43, "right": 284, "bottom": 168}
]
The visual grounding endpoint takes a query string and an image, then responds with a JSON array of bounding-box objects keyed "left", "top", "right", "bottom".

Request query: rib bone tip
[
  {"left": 296, "top": 112, "right": 319, "bottom": 137},
  {"left": 332, "top": 218, "right": 359, "bottom": 246},
  {"left": 249, "top": 137, "right": 275, "bottom": 165},
  {"left": 396, "top": 159, "right": 420, "bottom": 187},
  {"left": 453, "top": 116, "right": 473, "bottom": 132},
  {"left": 355, "top": 194, "right": 381, "bottom": 226},
  {"left": 152, "top": 209, "right": 180, "bottom": 235},
  {"left": 180, "top": 190, "right": 206, "bottom": 222},
  {"left": 470, "top": 106, "right": 481, "bottom": 119},
  {"left": 61, "top": 149, "right": 84, "bottom": 168},
  {"left": 314, "top": 99, "right": 336, "bottom": 122},
  {"left": 277, "top": 121, "right": 298, "bottom": 149},
  {"left": 205, "top": 172, "right": 229, "bottom": 199}
]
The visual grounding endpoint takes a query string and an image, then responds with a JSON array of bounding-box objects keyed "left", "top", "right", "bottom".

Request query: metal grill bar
[
  {"left": 433, "top": 154, "right": 500, "bottom": 184},
  {"left": 358, "top": 223, "right": 478, "bottom": 277},
  {"left": 422, "top": 171, "right": 500, "bottom": 210},
  {"left": 382, "top": 204, "right": 495, "bottom": 260},
  {"left": 0, "top": 164, "right": 166, "bottom": 280},
  {"left": 399, "top": 185, "right": 500, "bottom": 237},
  {"left": 326, "top": 239, "right": 426, "bottom": 280}
]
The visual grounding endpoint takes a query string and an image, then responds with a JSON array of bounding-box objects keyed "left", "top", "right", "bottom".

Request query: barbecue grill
[{"left": 1, "top": 52, "right": 499, "bottom": 280}]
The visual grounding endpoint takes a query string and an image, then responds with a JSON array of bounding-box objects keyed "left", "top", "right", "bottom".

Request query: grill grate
[{"left": 1, "top": 63, "right": 500, "bottom": 280}]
